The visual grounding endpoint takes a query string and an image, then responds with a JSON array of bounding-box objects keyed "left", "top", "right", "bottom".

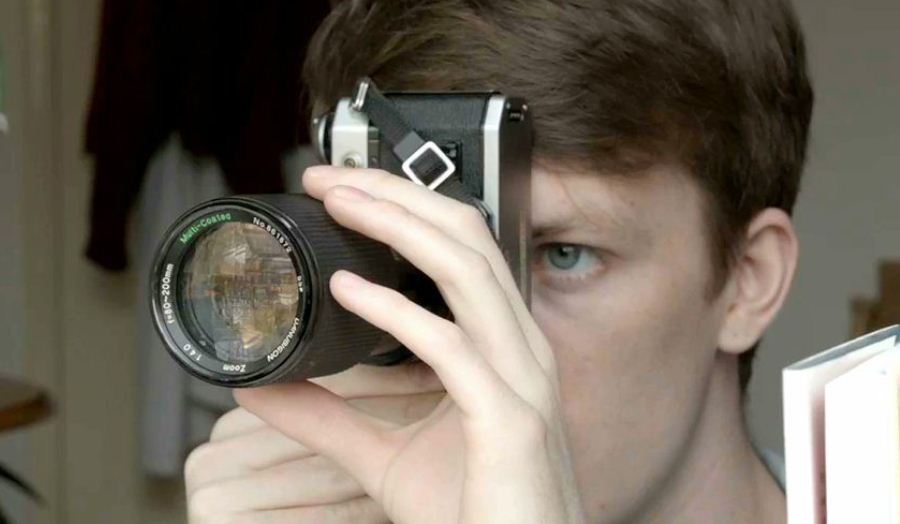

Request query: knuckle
[
  {"left": 184, "top": 443, "right": 215, "bottom": 481},
  {"left": 187, "top": 485, "right": 224, "bottom": 518},
  {"left": 513, "top": 404, "right": 549, "bottom": 445},
  {"left": 453, "top": 203, "right": 497, "bottom": 247},
  {"left": 463, "top": 250, "right": 494, "bottom": 280},
  {"left": 208, "top": 407, "right": 248, "bottom": 440},
  {"left": 444, "top": 323, "right": 469, "bottom": 347},
  {"left": 434, "top": 247, "right": 490, "bottom": 286},
  {"left": 434, "top": 321, "right": 468, "bottom": 349},
  {"left": 380, "top": 201, "right": 419, "bottom": 237},
  {"left": 208, "top": 416, "right": 232, "bottom": 442},
  {"left": 382, "top": 287, "right": 412, "bottom": 311},
  {"left": 452, "top": 203, "right": 487, "bottom": 229}
]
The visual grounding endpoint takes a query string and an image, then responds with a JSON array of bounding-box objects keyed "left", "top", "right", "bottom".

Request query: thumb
[{"left": 234, "top": 381, "right": 397, "bottom": 497}]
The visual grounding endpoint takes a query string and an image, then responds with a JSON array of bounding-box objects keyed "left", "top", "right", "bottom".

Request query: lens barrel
[{"left": 150, "top": 194, "right": 416, "bottom": 387}]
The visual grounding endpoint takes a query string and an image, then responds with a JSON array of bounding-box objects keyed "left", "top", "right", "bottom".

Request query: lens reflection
[{"left": 179, "top": 222, "right": 299, "bottom": 363}]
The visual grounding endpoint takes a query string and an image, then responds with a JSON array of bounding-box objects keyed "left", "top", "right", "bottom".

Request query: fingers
[
  {"left": 209, "top": 407, "right": 267, "bottom": 442},
  {"left": 347, "top": 392, "right": 447, "bottom": 426},
  {"left": 241, "top": 498, "right": 389, "bottom": 524},
  {"left": 311, "top": 361, "right": 444, "bottom": 399},
  {"left": 191, "top": 495, "right": 387, "bottom": 524},
  {"left": 188, "top": 409, "right": 392, "bottom": 524},
  {"left": 329, "top": 270, "right": 514, "bottom": 421},
  {"left": 304, "top": 166, "right": 497, "bottom": 250},
  {"left": 233, "top": 381, "right": 397, "bottom": 498},
  {"left": 303, "top": 166, "right": 557, "bottom": 374},
  {"left": 185, "top": 426, "right": 314, "bottom": 495},
  {"left": 189, "top": 455, "right": 365, "bottom": 514},
  {"left": 322, "top": 185, "right": 545, "bottom": 389}
]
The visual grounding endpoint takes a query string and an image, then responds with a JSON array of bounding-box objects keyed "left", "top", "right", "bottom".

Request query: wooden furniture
[
  {"left": 0, "top": 377, "right": 51, "bottom": 433},
  {"left": 852, "top": 261, "right": 900, "bottom": 337},
  {"left": 0, "top": 377, "right": 51, "bottom": 518}
]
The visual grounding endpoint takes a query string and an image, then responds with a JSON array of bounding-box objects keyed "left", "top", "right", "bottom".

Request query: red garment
[{"left": 84, "top": 0, "right": 331, "bottom": 270}]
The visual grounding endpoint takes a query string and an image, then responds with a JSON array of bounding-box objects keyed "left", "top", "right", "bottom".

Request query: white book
[
  {"left": 783, "top": 325, "right": 899, "bottom": 524},
  {"left": 824, "top": 341, "right": 900, "bottom": 523}
]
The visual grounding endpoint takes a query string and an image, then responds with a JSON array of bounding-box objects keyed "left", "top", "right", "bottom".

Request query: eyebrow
[
  {"left": 532, "top": 204, "right": 651, "bottom": 249},
  {"left": 532, "top": 215, "right": 587, "bottom": 237}
]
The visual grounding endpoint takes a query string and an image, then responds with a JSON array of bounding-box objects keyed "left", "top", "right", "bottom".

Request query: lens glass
[{"left": 178, "top": 222, "right": 299, "bottom": 363}]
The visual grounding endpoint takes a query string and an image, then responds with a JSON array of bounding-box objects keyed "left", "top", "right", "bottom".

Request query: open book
[{"left": 783, "top": 325, "right": 900, "bottom": 524}]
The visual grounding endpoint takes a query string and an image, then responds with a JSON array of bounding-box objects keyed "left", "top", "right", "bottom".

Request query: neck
[{"left": 633, "top": 352, "right": 786, "bottom": 524}]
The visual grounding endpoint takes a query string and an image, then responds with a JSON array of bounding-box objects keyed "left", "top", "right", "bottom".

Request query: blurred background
[{"left": 0, "top": 0, "right": 897, "bottom": 522}]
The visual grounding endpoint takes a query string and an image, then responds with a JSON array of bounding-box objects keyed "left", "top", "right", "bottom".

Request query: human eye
[{"left": 533, "top": 243, "right": 606, "bottom": 291}]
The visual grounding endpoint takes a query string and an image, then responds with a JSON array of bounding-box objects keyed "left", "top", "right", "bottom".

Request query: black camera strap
[
  {"left": 349, "top": 78, "right": 485, "bottom": 369},
  {"left": 351, "top": 78, "right": 467, "bottom": 199}
]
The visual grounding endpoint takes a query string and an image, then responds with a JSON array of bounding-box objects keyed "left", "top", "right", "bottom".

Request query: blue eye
[
  {"left": 546, "top": 245, "right": 582, "bottom": 270},
  {"left": 534, "top": 243, "right": 605, "bottom": 291},
  {"left": 540, "top": 244, "right": 600, "bottom": 273}
]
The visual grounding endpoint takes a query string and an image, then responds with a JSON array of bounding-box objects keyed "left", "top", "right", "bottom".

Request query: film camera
[{"left": 150, "top": 79, "right": 533, "bottom": 386}]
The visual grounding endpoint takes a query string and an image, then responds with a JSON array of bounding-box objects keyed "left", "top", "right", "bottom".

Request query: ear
[{"left": 717, "top": 208, "right": 799, "bottom": 354}]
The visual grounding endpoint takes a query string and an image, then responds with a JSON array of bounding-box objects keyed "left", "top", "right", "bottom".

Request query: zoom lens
[
  {"left": 178, "top": 222, "right": 300, "bottom": 364},
  {"left": 150, "top": 194, "right": 423, "bottom": 387}
]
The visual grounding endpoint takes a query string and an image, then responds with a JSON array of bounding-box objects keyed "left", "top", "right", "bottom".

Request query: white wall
[
  {"left": 0, "top": 1, "right": 29, "bottom": 519},
  {"left": 747, "top": 0, "right": 900, "bottom": 454},
  {"left": 0, "top": 0, "right": 63, "bottom": 522},
  {"left": 0, "top": 0, "right": 147, "bottom": 522}
]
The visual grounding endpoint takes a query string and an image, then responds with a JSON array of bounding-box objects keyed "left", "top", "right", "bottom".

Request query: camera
[{"left": 149, "top": 79, "right": 533, "bottom": 387}]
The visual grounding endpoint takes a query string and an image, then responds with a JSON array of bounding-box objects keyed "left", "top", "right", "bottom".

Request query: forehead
[{"left": 530, "top": 162, "right": 704, "bottom": 242}]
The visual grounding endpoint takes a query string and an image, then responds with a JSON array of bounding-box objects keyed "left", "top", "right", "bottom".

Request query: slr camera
[{"left": 150, "top": 79, "right": 533, "bottom": 387}]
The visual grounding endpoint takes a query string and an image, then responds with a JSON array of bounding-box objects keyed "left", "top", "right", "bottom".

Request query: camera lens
[
  {"left": 150, "top": 194, "right": 424, "bottom": 387},
  {"left": 178, "top": 222, "right": 300, "bottom": 364}
]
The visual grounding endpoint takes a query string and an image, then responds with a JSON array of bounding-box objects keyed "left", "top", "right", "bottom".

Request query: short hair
[{"left": 304, "top": 0, "right": 814, "bottom": 394}]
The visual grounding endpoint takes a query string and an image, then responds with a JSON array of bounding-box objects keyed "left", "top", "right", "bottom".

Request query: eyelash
[{"left": 533, "top": 243, "right": 606, "bottom": 289}]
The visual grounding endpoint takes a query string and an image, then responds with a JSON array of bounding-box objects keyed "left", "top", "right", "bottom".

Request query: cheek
[
  {"left": 535, "top": 265, "right": 714, "bottom": 429},
  {"left": 535, "top": 250, "right": 717, "bottom": 398},
  {"left": 531, "top": 254, "right": 722, "bottom": 511}
]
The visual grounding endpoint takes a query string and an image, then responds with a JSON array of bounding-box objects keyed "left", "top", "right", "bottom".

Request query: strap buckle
[
  {"left": 401, "top": 141, "right": 457, "bottom": 190},
  {"left": 350, "top": 78, "right": 370, "bottom": 112}
]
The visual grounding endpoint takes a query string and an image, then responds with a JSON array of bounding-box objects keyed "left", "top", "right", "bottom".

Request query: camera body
[
  {"left": 150, "top": 87, "right": 533, "bottom": 386},
  {"left": 316, "top": 91, "right": 533, "bottom": 301}
]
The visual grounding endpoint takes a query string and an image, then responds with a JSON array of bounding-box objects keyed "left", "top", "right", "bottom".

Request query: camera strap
[{"left": 351, "top": 78, "right": 464, "bottom": 195}]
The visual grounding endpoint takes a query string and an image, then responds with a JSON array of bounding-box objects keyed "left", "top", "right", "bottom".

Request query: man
[{"left": 183, "top": 0, "right": 812, "bottom": 522}]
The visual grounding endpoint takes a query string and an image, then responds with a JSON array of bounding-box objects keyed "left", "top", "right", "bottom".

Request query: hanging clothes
[
  {"left": 134, "top": 136, "right": 232, "bottom": 477},
  {"left": 135, "top": 137, "right": 321, "bottom": 477},
  {"left": 84, "top": 0, "right": 331, "bottom": 271}
]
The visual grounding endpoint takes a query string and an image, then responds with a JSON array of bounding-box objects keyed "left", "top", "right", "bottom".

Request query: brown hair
[{"left": 304, "top": 0, "right": 814, "bottom": 394}]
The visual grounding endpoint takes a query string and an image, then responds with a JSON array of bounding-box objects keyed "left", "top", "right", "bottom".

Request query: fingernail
[{"left": 330, "top": 185, "right": 373, "bottom": 202}]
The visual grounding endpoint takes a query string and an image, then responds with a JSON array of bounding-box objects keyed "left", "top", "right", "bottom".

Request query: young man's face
[{"left": 530, "top": 161, "right": 729, "bottom": 519}]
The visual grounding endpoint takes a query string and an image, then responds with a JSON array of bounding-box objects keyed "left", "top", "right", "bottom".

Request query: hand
[
  {"left": 185, "top": 363, "right": 447, "bottom": 523},
  {"left": 235, "top": 166, "right": 587, "bottom": 523}
]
